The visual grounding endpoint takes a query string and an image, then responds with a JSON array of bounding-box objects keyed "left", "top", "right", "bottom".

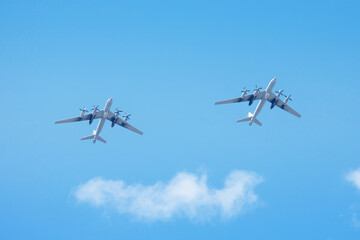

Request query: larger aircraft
[
  {"left": 214, "top": 78, "right": 301, "bottom": 126},
  {"left": 55, "top": 98, "right": 143, "bottom": 143}
]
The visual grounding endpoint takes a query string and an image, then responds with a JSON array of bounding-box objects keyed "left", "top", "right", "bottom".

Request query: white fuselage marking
[
  {"left": 249, "top": 78, "right": 276, "bottom": 125},
  {"left": 93, "top": 98, "right": 113, "bottom": 143}
]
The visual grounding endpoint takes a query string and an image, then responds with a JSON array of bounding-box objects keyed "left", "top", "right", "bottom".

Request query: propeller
[
  {"left": 241, "top": 87, "right": 250, "bottom": 95},
  {"left": 284, "top": 95, "right": 292, "bottom": 102},
  {"left": 275, "top": 90, "right": 284, "bottom": 96},
  {"left": 123, "top": 113, "right": 132, "bottom": 121},
  {"left": 114, "top": 108, "right": 123, "bottom": 115},
  {"left": 79, "top": 106, "right": 88, "bottom": 112},
  {"left": 91, "top": 105, "right": 99, "bottom": 111},
  {"left": 254, "top": 85, "right": 262, "bottom": 92}
]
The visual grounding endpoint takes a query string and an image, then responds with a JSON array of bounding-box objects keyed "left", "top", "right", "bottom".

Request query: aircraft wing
[
  {"left": 106, "top": 111, "right": 143, "bottom": 135},
  {"left": 214, "top": 91, "right": 265, "bottom": 105},
  {"left": 55, "top": 110, "right": 104, "bottom": 124},
  {"left": 267, "top": 92, "right": 301, "bottom": 118}
]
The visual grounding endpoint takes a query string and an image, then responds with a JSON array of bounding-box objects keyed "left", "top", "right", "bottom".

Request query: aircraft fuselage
[
  {"left": 93, "top": 98, "right": 113, "bottom": 143},
  {"left": 249, "top": 78, "right": 276, "bottom": 125}
]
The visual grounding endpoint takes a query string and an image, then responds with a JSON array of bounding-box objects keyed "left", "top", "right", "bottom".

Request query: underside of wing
[
  {"left": 254, "top": 91, "right": 265, "bottom": 100},
  {"left": 266, "top": 92, "right": 277, "bottom": 103},
  {"left": 120, "top": 121, "right": 143, "bottom": 135},
  {"left": 55, "top": 114, "right": 91, "bottom": 124},
  {"left": 274, "top": 98, "right": 301, "bottom": 118},
  {"left": 215, "top": 94, "right": 253, "bottom": 105},
  {"left": 106, "top": 111, "right": 116, "bottom": 122},
  {"left": 55, "top": 111, "right": 103, "bottom": 124},
  {"left": 214, "top": 91, "right": 265, "bottom": 105},
  {"left": 107, "top": 112, "right": 143, "bottom": 135},
  {"left": 117, "top": 118, "right": 143, "bottom": 135}
]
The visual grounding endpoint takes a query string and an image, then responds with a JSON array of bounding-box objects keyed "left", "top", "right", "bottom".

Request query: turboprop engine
[
  {"left": 284, "top": 95, "right": 292, "bottom": 104},
  {"left": 248, "top": 95, "right": 255, "bottom": 106},
  {"left": 79, "top": 107, "right": 88, "bottom": 118},
  {"left": 89, "top": 105, "right": 99, "bottom": 125},
  {"left": 249, "top": 86, "right": 262, "bottom": 106},
  {"left": 123, "top": 113, "right": 131, "bottom": 123},
  {"left": 241, "top": 87, "right": 250, "bottom": 97},
  {"left": 270, "top": 90, "right": 284, "bottom": 109},
  {"left": 111, "top": 108, "right": 122, "bottom": 127}
]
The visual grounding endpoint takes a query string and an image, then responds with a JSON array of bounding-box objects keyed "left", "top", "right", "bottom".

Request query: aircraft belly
[
  {"left": 95, "top": 117, "right": 106, "bottom": 138},
  {"left": 253, "top": 100, "right": 266, "bottom": 118}
]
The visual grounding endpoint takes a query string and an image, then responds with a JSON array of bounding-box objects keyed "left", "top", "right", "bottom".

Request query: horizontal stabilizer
[
  {"left": 237, "top": 117, "right": 251, "bottom": 123},
  {"left": 253, "top": 118, "right": 262, "bottom": 126},
  {"left": 96, "top": 136, "right": 106, "bottom": 144},
  {"left": 80, "top": 134, "right": 106, "bottom": 143},
  {"left": 81, "top": 135, "right": 94, "bottom": 141},
  {"left": 236, "top": 112, "right": 262, "bottom": 126}
]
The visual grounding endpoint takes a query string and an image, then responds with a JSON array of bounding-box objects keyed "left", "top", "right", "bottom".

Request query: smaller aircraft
[
  {"left": 55, "top": 98, "right": 143, "bottom": 143},
  {"left": 214, "top": 78, "right": 301, "bottom": 126}
]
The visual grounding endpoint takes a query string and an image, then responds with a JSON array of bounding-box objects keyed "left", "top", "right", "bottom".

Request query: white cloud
[
  {"left": 346, "top": 168, "right": 360, "bottom": 190},
  {"left": 74, "top": 170, "right": 263, "bottom": 221},
  {"left": 346, "top": 169, "right": 360, "bottom": 228},
  {"left": 352, "top": 213, "right": 360, "bottom": 228}
]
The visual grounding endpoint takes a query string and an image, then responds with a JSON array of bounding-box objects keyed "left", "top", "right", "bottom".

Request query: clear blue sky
[{"left": 1, "top": 0, "right": 360, "bottom": 239}]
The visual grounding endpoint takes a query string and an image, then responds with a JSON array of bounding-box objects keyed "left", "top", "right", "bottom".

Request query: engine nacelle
[
  {"left": 248, "top": 96, "right": 254, "bottom": 106},
  {"left": 270, "top": 99, "right": 278, "bottom": 109},
  {"left": 284, "top": 95, "right": 292, "bottom": 104},
  {"left": 110, "top": 115, "right": 118, "bottom": 128},
  {"left": 89, "top": 117, "right": 94, "bottom": 125}
]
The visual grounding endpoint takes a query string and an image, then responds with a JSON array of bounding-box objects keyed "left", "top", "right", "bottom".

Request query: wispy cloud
[
  {"left": 347, "top": 169, "right": 360, "bottom": 228},
  {"left": 352, "top": 213, "right": 360, "bottom": 228},
  {"left": 74, "top": 170, "right": 263, "bottom": 221},
  {"left": 346, "top": 168, "right": 360, "bottom": 190}
]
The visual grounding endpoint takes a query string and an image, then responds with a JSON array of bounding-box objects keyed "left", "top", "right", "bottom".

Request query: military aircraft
[
  {"left": 55, "top": 98, "right": 143, "bottom": 143},
  {"left": 214, "top": 78, "right": 301, "bottom": 126}
]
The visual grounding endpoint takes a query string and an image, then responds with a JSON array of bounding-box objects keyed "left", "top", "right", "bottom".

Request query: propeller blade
[
  {"left": 115, "top": 108, "right": 123, "bottom": 113},
  {"left": 91, "top": 105, "right": 99, "bottom": 111}
]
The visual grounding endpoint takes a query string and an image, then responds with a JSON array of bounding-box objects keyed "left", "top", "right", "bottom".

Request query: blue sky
[{"left": 1, "top": 0, "right": 360, "bottom": 239}]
